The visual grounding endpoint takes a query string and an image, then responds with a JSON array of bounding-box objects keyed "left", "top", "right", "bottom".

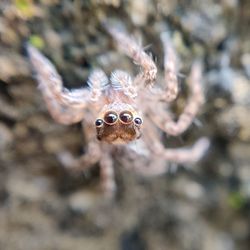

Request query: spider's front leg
[
  {"left": 27, "top": 44, "right": 91, "bottom": 125},
  {"left": 105, "top": 24, "right": 157, "bottom": 87},
  {"left": 28, "top": 46, "right": 106, "bottom": 171}
]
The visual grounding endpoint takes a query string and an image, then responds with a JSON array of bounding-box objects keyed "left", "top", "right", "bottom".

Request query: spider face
[{"left": 95, "top": 104, "right": 143, "bottom": 144}]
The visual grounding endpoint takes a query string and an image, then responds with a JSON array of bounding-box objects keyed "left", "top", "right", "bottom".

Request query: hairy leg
[
  {"left": 148, "top": 61, "right": 205, "bottom": 136},
  {"left": 99, "top": 153, "right": 116, "bottom": 198},
  {"left": 154, "top": 137, "right": 209, "bottom": 163},
  {"left": 59, "top": 141, "right": 116, "bottom": 199},
  {"left": 131, "top": 138, "right": 209, "bottom": 176},
  {"left": 147, "top": 32, "right": 180, "bottom": 103},
  {"left": 123, "top": 133, "right": 209, "bottom": 176},
  {"left": 58, "top": 140, "right": 102, "bottom": 172},
  {"left": 160, "top": 32, "right": 179, "bottom": 102},
  {"left": 105, "top": 24, "right": 157, "bottom": 86},
  {"left": 131, "top": 120, "right": 209, "bottom": 176},
  {"left": 27, "top": 44, "right": 91, "bottom": 124},
  {"left": 57, "top": 116, "right": 101, "bottom": 170}
]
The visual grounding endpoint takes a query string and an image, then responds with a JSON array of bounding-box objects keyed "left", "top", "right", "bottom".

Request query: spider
[{"left": 27, "top": 24, "right": 209, "bottom": 198}]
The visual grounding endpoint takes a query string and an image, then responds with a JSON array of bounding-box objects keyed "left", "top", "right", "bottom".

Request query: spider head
[{"left": 95, "top": 103, "right": 143, "bottom": 144}]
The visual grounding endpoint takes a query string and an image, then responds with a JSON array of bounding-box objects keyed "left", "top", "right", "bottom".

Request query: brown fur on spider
[{"left": 27, "top": 24, "right": 209, "bottom": 198}]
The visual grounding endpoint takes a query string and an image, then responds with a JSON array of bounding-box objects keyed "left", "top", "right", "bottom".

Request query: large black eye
[
  {"left": 95, "top": 119, "right": 104, "bottom": 127},
  {"left": 119, "top": 111, "right": 133, "bottom": 124},
  {"left": 104, "top": 111, "right": 118, "bottom": 125},
  {"left": 134, "top": 117, "right": 143, "bottom": 126}
]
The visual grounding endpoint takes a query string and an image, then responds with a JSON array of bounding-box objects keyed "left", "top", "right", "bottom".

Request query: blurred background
[{"left": 0, "top": 0, "right": 250, "bottom": 249}]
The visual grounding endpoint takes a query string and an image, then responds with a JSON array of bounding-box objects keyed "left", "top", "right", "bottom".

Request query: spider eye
[
  {"left": 134, "top": 117, "right": 143, "bottom": 126},
  {"left": 119, "top": 111, "right": 133, "bottom": 124},
  {"left": 104, "top": 111, "right": 118, "bottom": 125},
  {"left": 95, "top": 119, "right": 104, "bottom": 127}
]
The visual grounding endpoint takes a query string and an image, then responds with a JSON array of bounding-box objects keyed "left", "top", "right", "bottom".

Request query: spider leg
[
  {"left": 149, "top": 61, "right": 205, "bottom": 136},
  {"left": 123, "top": 132, "right": 209, "bottom": 176},
  {"left": 130, "top": 120, "right": 209, "bottom": 176},
  {"left": 154, "top": 137, "right": 210, "bottom": 164},
  {"left": 27, "top": 44, "right": 91, "bottom": 125},
  {"left": 160, "top": 32, "right": 179, "bottom": 102},
  {"left": 136, "top": 139, "right": 209, "bottom": 177},
  {"left": 58, "top": 140, "right": 102, "bottom": 172},
  {"left": 131, "top": 137, "right": 209, "bottom": 177},
  {"left": 60, "top": 142, "right": 115, "bottom": 197},
  {"left": 99, "top": 153, "right": 116, "bottom": 198},
  {"left": 105, "top": 25, "right": 157, "bottom": 86},
  {"left": 145, "top": 32, "right": 179, "bottom": 103}
]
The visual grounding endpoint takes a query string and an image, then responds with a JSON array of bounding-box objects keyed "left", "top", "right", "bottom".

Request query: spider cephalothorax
[
  {"left": 92, "top": 71, "right": 143, "bottom": 144},
  {"left": 27, "top": 23, "right": 209, "bottom": 197}
]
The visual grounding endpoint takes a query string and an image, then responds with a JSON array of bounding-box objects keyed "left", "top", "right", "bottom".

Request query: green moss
[
  {"left": 15, "top": 0, "right": 31, "bottom": 11},
  {"left": 29, "top": 35, "right": 44, "bottom": 49},
  {"left": 228, "top": 192, "right": 246, "bottom": 210},
  {"left": 15, "top": 0, "right": 38, "bottom": 19}
]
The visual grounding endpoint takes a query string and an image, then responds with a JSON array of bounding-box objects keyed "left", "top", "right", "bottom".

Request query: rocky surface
[{"left": 0, "top": 0, "right": 250, "bottom": 250}]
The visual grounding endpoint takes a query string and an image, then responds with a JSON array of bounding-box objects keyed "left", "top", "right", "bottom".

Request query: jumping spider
[{"left": 27, "top": 25, "right": 209, "bottom": 197}]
